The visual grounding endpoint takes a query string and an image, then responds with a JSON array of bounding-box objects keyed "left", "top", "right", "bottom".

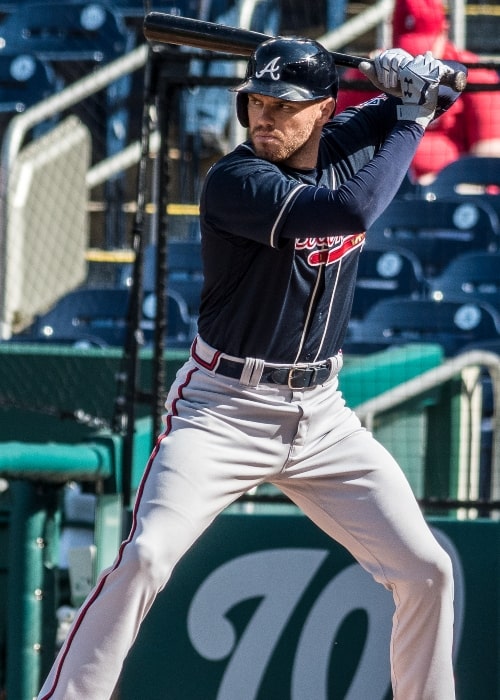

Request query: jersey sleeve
[
  {"left": 200, "top": 148, "right": 307, "bottom": 249},
  {"left": 282, "top": 122, "right": 422, "bottom": 238},
  {"left": 281, "top": 105, "right": 424, "bottom": 239}
]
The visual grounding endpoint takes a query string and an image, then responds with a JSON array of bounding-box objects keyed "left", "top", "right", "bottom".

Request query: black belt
[{"left": 216, "top": 357, "right": 332, "bottom": 389}]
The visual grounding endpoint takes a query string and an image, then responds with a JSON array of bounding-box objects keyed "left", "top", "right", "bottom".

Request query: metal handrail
[
  {"left": 317, "top": 0, "right": 469, "bottom": 54},
  {"left": 0, "top": 44, "right": 149, "bottom": 175},
  {"left": 318, "top": 0, "right": 394, "bottom": 52},
  {"left": 354, "top": 350, "right": 500, "bottom": 500},
  {"left": 0, "top": 44, "right": 150, "bottom": 338}
]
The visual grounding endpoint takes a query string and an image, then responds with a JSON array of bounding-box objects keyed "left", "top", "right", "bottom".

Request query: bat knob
[
  {"left": 451, "top": 70, "right": 467, "bottom": 93},
  {"left": 440, "top": 61, "right": 468, "bottom": 93}
]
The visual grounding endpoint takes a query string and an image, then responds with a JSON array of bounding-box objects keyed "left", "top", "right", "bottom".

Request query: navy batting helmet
[{"left": 231, "top": 36, "right": 339, "bottom": 127}]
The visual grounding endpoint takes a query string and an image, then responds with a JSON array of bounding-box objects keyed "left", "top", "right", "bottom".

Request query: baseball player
[{"left": 38, "top": 38, "right": 463, "bottom": 699}]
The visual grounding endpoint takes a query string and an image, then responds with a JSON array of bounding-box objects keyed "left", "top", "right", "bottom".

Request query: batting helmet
[{"left": 231, "top": 36, "right": 339, "bottom": 127}]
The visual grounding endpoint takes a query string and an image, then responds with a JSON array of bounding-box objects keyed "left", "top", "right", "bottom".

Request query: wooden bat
[{"left": 143, "top": 12, "right": 468, "bottom": 93}]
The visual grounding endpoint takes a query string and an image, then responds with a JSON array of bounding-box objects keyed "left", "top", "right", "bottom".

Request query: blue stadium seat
[
  {"left": 428, "top": 251, "right": 500, "bottom": 311},
  {"left": 351, "top": 245, "right": 426, "bottom": 321},
  {"left": 0, "top": 3, "right": 132, "bottom": 75},
  {"left": 0, "top": 54, "right": 59, "bottom": 112},
  {"left": 366, "top": 197, "right": 500, "bottom": 278},
  {"left": 0, "top": 2, "right": 137, "bottom": 246},
  {"left": 344, "top": 297, "right": 500, "bottom": 357},
  {"left": 421, "top": 156, "right": 500, "bottom": 219},
  {"left": 120, "top": 242, "right": 204, "bottom": 317},
  {"left": 103, "top": 0, "right": 199, "bottom": 19},
  {"left": 142, "top": 289, "right": 197, "bottom": 347},
  {"left": 13, "top": 286, "right": 197, "bottom": 349},
  {"left": 167, "top": 241, "right": 204, "bottom": 316},
  {"left": 19, "top": 288, "right": 133, "bottom": 347},
  {"left": 0, "top": 2, "right": 135, "bottom": 154},
  {"left": 0, "top": 53, "right": 60, "bottom": 136}
]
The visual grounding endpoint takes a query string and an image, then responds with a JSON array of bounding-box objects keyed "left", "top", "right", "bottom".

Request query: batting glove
[
  {"left": 397, "top": 52, "right": 453, "bottom": 127},
  {"left": 358, "top": 48, "right": 413, "bottom": 96}
]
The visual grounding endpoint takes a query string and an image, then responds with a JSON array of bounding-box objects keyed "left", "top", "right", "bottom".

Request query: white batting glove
[
  {"left": 358, "top": 48, "right": 413, "bottom": 97},
  {"left": 397, "top": 52, "right": 453, "bottom": 127}
]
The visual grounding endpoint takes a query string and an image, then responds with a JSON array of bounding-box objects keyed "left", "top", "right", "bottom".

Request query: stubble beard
[{"left": 250, "top": 127, "right": 310, "bottom": 164}]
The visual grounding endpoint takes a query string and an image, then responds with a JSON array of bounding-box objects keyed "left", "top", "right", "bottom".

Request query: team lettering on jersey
[{"left": 295, "top": 233, "right": 365, "bottom": 266}]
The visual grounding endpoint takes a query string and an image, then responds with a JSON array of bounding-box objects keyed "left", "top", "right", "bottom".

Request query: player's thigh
[
  {"left": 279, "top": 430, "right": 444, "bottom": 585},
  {"left": 129, "top": 393, "right": 291, "bottom": 569},
  {"left": 129, "top": 430, "right": 248, "bottom": 565}
]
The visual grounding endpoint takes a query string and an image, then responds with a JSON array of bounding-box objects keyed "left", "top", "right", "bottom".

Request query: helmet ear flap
[{"left": 236, "top": 92, "right": 249, "bottom": 128}]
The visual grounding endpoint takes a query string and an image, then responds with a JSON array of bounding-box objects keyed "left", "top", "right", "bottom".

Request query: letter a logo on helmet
[
  {"left": 231, "top": 36, "right": 339, "bottom": 127},
  {"left": 255, "top": 57, "right": 282, "bottom": 81}
]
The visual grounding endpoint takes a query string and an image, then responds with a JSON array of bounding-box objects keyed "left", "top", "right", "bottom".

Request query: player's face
[{"left": 247, "top": 93, "right": 335, "bottom": 168}]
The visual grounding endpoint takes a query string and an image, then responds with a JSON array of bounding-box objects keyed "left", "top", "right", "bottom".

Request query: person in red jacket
[{"left": 336, "top": 0, "right": 500, "bottom": 183}]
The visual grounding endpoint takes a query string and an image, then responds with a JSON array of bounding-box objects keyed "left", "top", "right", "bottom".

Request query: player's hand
[
  {"left": 397, "top": 52, "right": 454, "bottom": 127},
  {"left": 358, "top": 48, "right": 413, "bottom": 96}
]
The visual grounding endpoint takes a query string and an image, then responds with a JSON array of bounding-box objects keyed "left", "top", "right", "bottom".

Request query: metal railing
[
  {"left": 318, "top": 0, "right": 493, "bottom": 54},
  {"left": 355, "top": 350, "right": 500, "bottom": 506},
  {"left": 319, "top": 0, "right": 394, "bottom": 51}
]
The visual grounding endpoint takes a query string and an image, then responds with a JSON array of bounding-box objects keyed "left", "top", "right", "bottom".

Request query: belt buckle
[{"left": 287, "top": 367, "right": 314, "bottom": 389}]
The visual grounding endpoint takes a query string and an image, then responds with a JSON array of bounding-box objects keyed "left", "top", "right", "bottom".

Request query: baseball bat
[{"left": 143, "top": 12, "right": 467, "bottom": 93}]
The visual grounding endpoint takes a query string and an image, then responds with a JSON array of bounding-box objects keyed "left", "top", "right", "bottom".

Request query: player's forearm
[{"left": 280, "top": 120, "right": 423, "bottom": 238}]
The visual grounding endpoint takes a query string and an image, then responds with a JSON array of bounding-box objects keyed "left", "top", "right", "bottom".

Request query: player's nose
[{"left": 255, "top": 104, "right": 274, "bottom": 124}]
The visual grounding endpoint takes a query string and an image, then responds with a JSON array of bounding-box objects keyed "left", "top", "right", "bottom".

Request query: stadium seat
[
  {"left": 104, "top": 0, "right": 199, "bottom": 19},
  {"left": 142, "top": 289, "right": 198, "bottom": 348},
  {"left": 168, "top": 240, "right": 203, "bottom": 273},
  {"left": 13, "top": 286, "right": 197, "bottom": 349},
  {"left": 421, "top": 156, "right": 500, "bottom": 218},
  {"left": 0, "top": 53, "right": 60, "bottom": 136},
  {"left": 0, "top": 3, "right": 132, "bottom": 76},
  {"left": 344, "top": 297, "right": 500, "bottom": 357},
  {"left": 351, "top": 245, "right": 426, "bottom": 321},
  {"left": 0, "top": 1, "right": 137, "bottom": 247},
  {"left": 428, "top": 251, "right": 500, "bottom": 311},
  {"left": 167, "top": 241, "right": 204, "bottom": 316},
  {"left": 18, "top": 288, "right": 133, "bottom": 347},
  {"left": 0, "top": 1, "right": 135, "bottom": 157},
  {"left": 0, "top": 54, "right": 59, "bottom": 114},
  {"left": 366, "top": 197, "right": 499, "bottom": 278},
  {"left": 120, "top": 242, "right": 204, "bottom": 317}
]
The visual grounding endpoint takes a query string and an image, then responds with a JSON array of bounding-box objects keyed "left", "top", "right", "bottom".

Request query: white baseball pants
[{"left": 38, "top": 354, "right": 455, "bottom": 700}]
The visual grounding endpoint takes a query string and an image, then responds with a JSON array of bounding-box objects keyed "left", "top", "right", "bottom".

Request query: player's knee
[
  {"left": 409, "top": 544, "right": 454, "bottom": 598},
  {"left": 126, "top": 537, "right": 174, "bottom": 589},
  {"left": 426, "top": 550, "right": 453, "bottom": 595}
]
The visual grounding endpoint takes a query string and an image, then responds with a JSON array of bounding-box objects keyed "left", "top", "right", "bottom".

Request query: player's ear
[
  {"left": 319, "top": 97, "right": 336, "bottom": 122},
  {"left": 236, "top": 92, "right": 249, "bottom": 127}
]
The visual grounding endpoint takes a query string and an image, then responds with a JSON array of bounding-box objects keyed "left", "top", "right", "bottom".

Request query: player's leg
[
  {"left": 39, "top": 439, "right": 233, "bottom": 698},
  {"left": 274, "top": 390, "right": 455, "bottom": 700},
  {"left": 38, "top": 367, "right": 296, "bottom": 700}
]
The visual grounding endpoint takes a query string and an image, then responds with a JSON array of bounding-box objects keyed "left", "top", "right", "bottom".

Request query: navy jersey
[{"left": 198, "top": 96, "right": 424, "bottom": 363}]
